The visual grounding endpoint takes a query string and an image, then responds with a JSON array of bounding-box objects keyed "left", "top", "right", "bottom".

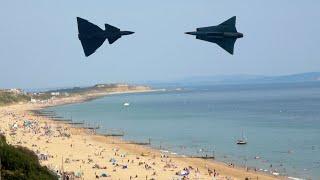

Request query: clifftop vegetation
[
  {"left": 0, "top": 135, "right": 57, "bottom": 180},
  {"left": 0, "top": 91, "right": 30, "bottom": 106}
]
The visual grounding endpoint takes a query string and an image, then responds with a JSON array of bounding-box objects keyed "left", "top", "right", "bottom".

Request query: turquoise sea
[{"left": 46, "top": 82, "right": 320, "bottom": 179}]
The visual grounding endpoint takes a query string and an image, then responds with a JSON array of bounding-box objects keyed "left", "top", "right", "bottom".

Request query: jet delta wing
[
  {"left": 77, "top": 17, "right": 134, "bottom": 57},
  {"left": 186, "top": 16, "right": 243, "bottom": 55}
]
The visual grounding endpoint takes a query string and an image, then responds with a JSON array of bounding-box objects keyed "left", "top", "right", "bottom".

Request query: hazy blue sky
[{"left": 1, "top": 0, "right": 319, "bottom": 88}]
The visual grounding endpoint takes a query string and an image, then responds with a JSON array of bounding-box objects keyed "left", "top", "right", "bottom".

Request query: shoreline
[
  {"left": 0, "top": 89, "right": 282, "bottom": 180},
  {"left": 34, "top": 89, "right": 164, "bottom": 108}
]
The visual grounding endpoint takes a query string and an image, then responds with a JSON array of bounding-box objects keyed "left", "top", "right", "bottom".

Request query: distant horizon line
[{"left": 2, "top": 71, "right": 320, "bottom": 90}]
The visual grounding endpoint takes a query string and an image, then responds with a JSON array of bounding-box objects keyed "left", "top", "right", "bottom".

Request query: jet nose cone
[
  {"left": 121, "top": 31, "right": 135, "bottom": 36},
  {"left": 185, "top": 31, "right": 197, "bottom": 36}
]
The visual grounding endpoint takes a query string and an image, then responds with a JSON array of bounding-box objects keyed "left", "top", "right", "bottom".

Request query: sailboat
[{"left": 236, "top": 131, "right": 247, "bottom": 145}]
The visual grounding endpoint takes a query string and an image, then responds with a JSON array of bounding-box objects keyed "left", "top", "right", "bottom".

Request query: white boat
[
  {"left": 236, "top": 131, "right": 247, "bottom": 145},
  {"left": 123, "top": 102, "right": 130, "bottom": 107},
  {"left": 236, "top": 139, "right": 247, "bottom": 145}
]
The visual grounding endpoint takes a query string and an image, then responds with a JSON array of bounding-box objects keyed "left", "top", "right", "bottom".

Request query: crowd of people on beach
[{"left": 0, "top": 106, "right": 275, "bottom": 180}]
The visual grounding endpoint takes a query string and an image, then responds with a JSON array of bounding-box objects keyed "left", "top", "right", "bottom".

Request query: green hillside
[
  {"left": 0, "top": 91, "right": 30, "bottom": 106},
  {"left": 0, "top": 135, "right": 57, "bottom": 180}
]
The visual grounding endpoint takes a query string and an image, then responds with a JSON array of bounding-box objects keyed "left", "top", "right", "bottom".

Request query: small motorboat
[{"left": 123, "top": 102, "right": 130, "bottom": 107}]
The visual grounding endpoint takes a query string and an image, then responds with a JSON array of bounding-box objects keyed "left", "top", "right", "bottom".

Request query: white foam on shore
[
  {"left": 288, "top": 177, "right": 305, "bottom": 180},
  {"left": 160, "top": 150, "right": 169, "bottom": 153}
]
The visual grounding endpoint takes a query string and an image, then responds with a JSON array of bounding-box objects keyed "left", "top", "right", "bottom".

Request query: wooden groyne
[
  {"left": 51, "top": 118, "right": 72, "bottom": 122},
  {"left": 82, "top": 125, "right": 100, "bottom": 130},
  {"left": 102, "top": 133, "right": 124, "bottom": 137},
  {"left": 108, "top": 138, "right": 151, "bottom": 146},
  {"left": 100, "top": 129, "right": 125, "bottom": 137},
  {"left": 191, "top": 155, "right": 215, "bottom": 160},
  {"left": 67, "top": 121, "right": 85, "bottom": 125}
]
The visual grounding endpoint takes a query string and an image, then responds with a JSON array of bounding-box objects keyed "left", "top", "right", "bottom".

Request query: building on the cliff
[
  {"left": 4, "top": 88, "right": 25, "bottom": 94},
  {"left": 51, "top": 92, "right": 60, "bottom": 96}
]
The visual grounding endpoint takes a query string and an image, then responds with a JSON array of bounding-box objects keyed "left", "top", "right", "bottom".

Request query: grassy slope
[
  {"left": 0, "top": 92, "right": 30, "bottom": 106},
  {"left": 0, "top": 135, "right": 57, "bottom": 180}
]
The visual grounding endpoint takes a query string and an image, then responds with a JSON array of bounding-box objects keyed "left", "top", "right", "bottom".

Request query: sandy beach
[{"left": 0, "top": 91, "right": 282, "bottom": 180}]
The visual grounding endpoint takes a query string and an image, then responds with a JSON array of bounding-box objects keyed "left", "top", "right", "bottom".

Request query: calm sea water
[{"left": 47, "top": 83, "right": 320, "bottom": 179}]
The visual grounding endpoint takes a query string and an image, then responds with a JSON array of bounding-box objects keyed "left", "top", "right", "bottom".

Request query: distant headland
[{"left": 0, "top": 83, "right": 152, "bottom": 106}]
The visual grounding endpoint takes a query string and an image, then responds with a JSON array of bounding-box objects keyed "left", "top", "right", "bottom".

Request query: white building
[{"left": 51, "top": 92, "right": 60, "bottom": 96}]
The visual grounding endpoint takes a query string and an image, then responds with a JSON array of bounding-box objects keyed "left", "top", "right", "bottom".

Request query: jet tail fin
[
  {"left": 197, "top": 16, "right": 237, "bottom": 33},
  {"left": 218, "top": 16, "right": 237, "bottom": 32}
]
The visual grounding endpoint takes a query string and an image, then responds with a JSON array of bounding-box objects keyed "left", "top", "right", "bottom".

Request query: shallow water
[{"left": 47, "top": 82, "right": 320, "bottom": 179}]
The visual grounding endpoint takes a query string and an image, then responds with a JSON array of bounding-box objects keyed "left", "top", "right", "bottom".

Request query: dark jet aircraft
[
  {"left": 185, "top": 16, "right": 243, "bottom": 55},
  {"left": 77, "top": 17, "right": 134, "bottom": 57}
]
